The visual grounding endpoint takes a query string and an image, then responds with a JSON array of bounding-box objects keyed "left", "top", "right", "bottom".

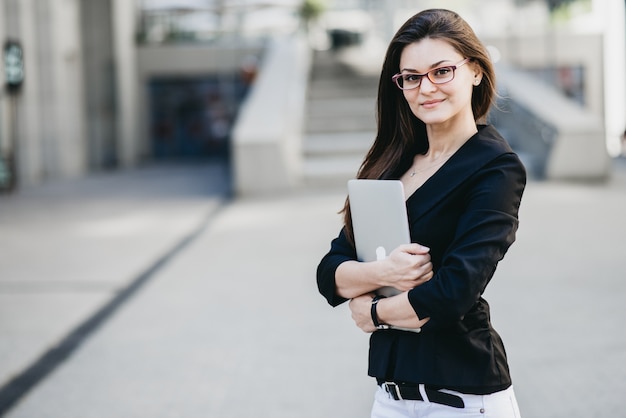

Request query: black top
[{"left": 316, "top": 125, "right": 526, "bottom": 395}]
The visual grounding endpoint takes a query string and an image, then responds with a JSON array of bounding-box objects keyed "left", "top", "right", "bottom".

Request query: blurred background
[
  {"left": 1, "top": 1, "right": 626, "bottom": 417},
  {"left": 0, "top": 0, "right": 624, "bottom": 193}
]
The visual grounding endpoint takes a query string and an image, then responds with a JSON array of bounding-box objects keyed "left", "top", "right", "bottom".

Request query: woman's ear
[{"left": 472, "top": 63, "right": 483, "bottom": 86}]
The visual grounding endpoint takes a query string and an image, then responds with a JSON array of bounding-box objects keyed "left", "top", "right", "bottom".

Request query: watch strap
[{"left": 371, "top": 295, "right": 390, "bottom": 330}]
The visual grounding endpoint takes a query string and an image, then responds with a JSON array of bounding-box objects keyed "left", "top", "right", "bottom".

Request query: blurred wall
[
  {"left": 0, "top": 0, "right": 87, "bottom": 187},
  {"left": 484, "top": 33, "right": 603, "bottom": 127},
  {"left": 0, "top": 0, "right": 143, "bottom": 189}
]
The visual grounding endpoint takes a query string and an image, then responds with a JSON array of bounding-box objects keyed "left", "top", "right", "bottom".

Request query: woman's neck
[{"left": 424, "top": 117, "right": 478, "bottom": 159}]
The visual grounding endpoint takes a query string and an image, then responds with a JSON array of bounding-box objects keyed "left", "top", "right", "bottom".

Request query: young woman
[{"left": 317, "top": 9, "right": 525, "bottom": 417}]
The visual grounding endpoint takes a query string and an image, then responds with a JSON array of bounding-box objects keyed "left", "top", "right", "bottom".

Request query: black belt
[{"left": 382, "top": 382, "right": 465, "bottom": 409}]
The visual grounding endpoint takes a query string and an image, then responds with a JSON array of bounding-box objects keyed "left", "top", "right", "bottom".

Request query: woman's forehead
[{"left": 399, "top": 38, "right": 461, "bottom": 70}]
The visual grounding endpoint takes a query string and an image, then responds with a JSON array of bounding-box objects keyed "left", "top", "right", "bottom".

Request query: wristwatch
[{"left": 371, "top": 295, "right": 390, "bottom": 330}]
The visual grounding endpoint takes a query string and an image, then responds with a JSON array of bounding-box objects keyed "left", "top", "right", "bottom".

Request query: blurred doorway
[{"left": 149, "top": 75, "right": 246, "bottom": 161}]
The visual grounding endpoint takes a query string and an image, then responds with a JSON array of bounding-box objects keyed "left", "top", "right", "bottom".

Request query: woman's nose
[{"left": 418, "top": 76, "right": 438, "bottom": 92}]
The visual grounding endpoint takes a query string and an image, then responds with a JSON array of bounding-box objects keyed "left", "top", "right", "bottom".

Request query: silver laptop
[{"left": 347, "top": 179, "right": 411, "bottom": 297}]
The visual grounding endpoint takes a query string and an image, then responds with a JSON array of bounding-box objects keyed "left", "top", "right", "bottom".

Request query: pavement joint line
[
  {"left": 0, "top": 197, "right": 230, "bottom": 416},
  {"left": 0, "top": 281, "right": 123, "bottom": 294}
]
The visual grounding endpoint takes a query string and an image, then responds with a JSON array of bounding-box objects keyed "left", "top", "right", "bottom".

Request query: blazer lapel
[{"left": 406, "top": 125, "right": 513, "bottom": 224}]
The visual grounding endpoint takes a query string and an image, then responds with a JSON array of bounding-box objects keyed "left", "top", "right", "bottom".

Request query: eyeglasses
[{"left": 392, "top": 58, "right": 470, "bottom": 90}]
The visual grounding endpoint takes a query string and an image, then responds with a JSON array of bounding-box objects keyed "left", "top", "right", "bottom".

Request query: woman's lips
[{"left": 421, "top": 99, "right": 444, "bottom": 109}]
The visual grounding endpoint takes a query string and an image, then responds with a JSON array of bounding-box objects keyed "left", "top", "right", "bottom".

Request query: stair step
[
  {"left": 304, "top": 132, "right": 373, "bottom": 156},
  {"left": 302, "top": 50, "right": 377, "bottom": 186},
  {"left": 302, "top": 155, "right": 363, "bottom": 187},
  {"left": 307, "top": 81, "right": 378, "bottom": 99},
  {"left": 306, "top": 98, "right": 376, "bottom": 117},
  {"left": 306, "top": 119, "right": 376, "bottom": 134}
]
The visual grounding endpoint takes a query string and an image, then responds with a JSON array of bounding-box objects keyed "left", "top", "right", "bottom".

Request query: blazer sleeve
[
  {"left": 408, "top": 152, "right": 526, "bottom": 330},
  {"left": 316, "top": 227, "right": 356, "bottom": 307}
]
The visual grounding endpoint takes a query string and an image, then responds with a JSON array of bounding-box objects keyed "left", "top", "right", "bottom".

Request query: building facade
[
  {"left": 0, "top": 0, "right": 624, "bottom": 191},
  {"left": 0, "top": 0, "right": 138, "bottom": 190}
]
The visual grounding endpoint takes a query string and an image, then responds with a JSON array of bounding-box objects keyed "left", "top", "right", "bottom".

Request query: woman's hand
[
  {"left": 381, "top": 244, "right": 433, "bottom": 291},
  {"left": 335, "top": 243, "right": 433, "bottom": 300},
  {"left": 349, "top": 292, "right": 430, "bottom": 333},
  {"left": 349, "top": 293, "right": 377, "bottom": 333}
]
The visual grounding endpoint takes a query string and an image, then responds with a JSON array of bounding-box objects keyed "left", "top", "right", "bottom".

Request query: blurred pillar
[
  {"left": 600, "top": 0, "right": 626, "bottom": 156},
  {"left": 382, "top": 0, "right": 396, "bottom": 42},
  {"left": 0, "top": 4, "right": 12, "bottom": 191},
  {"left": 13, "top": 0, "right": 43, "bottom": 185},
  {"left": 0, "top": 3, "right": 6, "bottom": 164},
  {"left": 49, "top": 0, "right": 87, "bottom": 179},
  {"left": 81, "top": 0, "right": 118, "bottom": 169},
  {"left": 112, "top": 0, "right": 140, "bottom": 167}
]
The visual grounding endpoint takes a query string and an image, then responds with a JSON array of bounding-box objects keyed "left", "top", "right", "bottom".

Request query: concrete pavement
[
  {"left": 1, "top": 158, "right": 626, "bottom": 417},
  {"left": 0, "top": 162, "right": 228, "bottom": 414}
]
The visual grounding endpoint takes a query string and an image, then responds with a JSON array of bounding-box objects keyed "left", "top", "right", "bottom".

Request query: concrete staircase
[{"left": 302, "top": 50, "right": 379, "bottom": 187}]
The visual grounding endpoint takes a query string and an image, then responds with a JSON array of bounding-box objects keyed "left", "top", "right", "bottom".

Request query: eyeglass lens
[{"left": 396, "top": 66, "right": 456, "bottom": 89}]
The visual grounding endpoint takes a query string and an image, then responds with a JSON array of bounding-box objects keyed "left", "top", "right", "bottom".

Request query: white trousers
[{"left": 371, "top": 384, "right": 521, "bottom": 418}]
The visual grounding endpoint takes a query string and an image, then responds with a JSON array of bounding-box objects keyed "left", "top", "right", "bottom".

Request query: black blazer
[{"left": 317, "top": 125, "right": 526, "bottom": 394}]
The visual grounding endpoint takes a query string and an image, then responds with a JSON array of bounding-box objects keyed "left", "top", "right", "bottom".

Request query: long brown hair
[{"left": 341, "top": 9, "right": 497, "bottom": 243}]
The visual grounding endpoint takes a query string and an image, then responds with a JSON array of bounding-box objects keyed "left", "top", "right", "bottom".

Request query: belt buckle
[{"left": 384, "top": 382, "right": 403, "bottom": 401}]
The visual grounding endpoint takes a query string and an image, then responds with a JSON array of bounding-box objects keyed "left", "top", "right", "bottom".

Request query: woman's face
[{"left": 398, "top": 38, "right": 480, "bottom": 129}]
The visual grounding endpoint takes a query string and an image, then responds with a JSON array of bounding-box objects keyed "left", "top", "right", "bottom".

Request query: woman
[{"left": 316, "top": 9, "right": 525, "bottom": 418}]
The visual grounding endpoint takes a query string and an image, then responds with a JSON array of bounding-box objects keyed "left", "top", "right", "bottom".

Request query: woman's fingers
[{"left": 384, "top": 244, "right": 433, "bottom": 290}]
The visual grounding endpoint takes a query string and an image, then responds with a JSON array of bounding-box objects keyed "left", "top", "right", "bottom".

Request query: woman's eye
[
  {"left": 403, "top": 74, "right": 421, "bottom": 82},
  {"left": 433, "top": 67, "right": 452, "bottom": 77}
]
